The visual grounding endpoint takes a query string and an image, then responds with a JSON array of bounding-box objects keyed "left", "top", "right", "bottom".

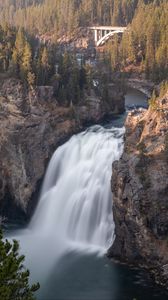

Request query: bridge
[{"left": 89, "top": 26, "right": 127, "bottom": 47}]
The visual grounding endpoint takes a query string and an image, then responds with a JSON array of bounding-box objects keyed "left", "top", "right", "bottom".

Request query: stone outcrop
[
  {"left": 126, "top": 78, "right": 155, "bottom": 97},
  {"left": 57, "top": 28, "right": 94, "bottom": 50},
  {"left": 0, "top": 78, "right": 124, "bottom": 222},
  {"left": 109, "top": 91, "right": 168, "bottom": 288}
]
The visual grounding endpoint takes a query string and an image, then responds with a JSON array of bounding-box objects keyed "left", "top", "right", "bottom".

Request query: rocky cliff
[
  {"left": 0, "top": 78, "right": 124, "bottom": 222},
  {"left": 109, "top": 90, "right": 168, "bottom": 288}
]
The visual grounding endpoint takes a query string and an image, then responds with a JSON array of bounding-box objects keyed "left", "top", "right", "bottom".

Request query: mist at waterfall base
[{"left": 7, "top": 122, "right": 168, "bottom": 300}]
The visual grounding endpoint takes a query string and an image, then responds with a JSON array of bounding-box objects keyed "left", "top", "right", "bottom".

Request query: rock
[
  {"left": 126, "top": 78, "right": 155, "bottom": 97},
  {"left": 0, "top": 78, "right": 124, "bottom": 222},
  {"left": 109, "top": 91, "right": 168, "bottom": 288},
  {"left": 35, "top": 86, "right": 54, "bottom": 102}
]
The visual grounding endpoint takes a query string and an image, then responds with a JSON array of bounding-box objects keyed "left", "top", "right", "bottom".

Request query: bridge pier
[
  {"left": 94, "top": 29, "right": 104, "bottom": 43},
  {"left": 94, "top": 30, "right": 98, "bottom": 43},
  {"left": 94, "top": 29, "right": 103, "bottom": 42}
]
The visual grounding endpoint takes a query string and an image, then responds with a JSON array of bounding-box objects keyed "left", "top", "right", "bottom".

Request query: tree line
[
  {"left": 0, "top": 0, "right": 153, "bottom": 35},
  {"left": 106, "top": 0, "right": 168, "bottom": 82},
  {"left": 0, "top": 0, "right": 167, "bottom": 90},
  {"left": 0, "top": 24, "right": 91, "bottom": 105}
]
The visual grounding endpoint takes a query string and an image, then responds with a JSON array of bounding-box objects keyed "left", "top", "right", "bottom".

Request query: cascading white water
[
  {"left": 30, "top": 125, "right": 124, "bottom": 251},
  {"left": 8, "top": 124, "right": 124, "bottom": 284}
]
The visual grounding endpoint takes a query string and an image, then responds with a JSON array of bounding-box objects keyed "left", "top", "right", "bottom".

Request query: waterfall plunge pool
[{"left": 5, "top": 90, "right": 168, "bottom": 300}]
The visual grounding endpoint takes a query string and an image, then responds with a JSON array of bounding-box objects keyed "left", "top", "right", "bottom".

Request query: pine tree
[
  {"left": 0, "top": 229, "right": 40, "bottom": 300},
  {"left": 110, "top": 35, "right": 120, "bottom": 70},
  {"left": 27, "top": 71, "right": 36, "bottom": 88},
  {"left": 21, "top": 41, "right": 33, "bottom": 83},
  {"left": 0, "top": 24, "right": 15, "bottom": 72},
  {"left": 41, "top": 47, "right": 50, "bottom": 85},
  {"left": 12, "top": 28, "right": 26, "bottom": 76},
  {"left": 149, "top": 90, "right": 157, "bottom": 110}
]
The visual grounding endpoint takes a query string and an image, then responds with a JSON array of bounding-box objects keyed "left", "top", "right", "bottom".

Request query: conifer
[{"left": 0, "top": 229, "right": 40, "bottom": 300}]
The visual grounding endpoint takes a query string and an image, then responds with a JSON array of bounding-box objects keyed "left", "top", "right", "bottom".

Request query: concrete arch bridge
[{"left": 89, "top": 26, "right": 127, "bottom": 47}]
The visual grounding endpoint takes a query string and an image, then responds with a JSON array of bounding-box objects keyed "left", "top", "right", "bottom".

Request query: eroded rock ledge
[
  {"left": 109, "top": 91, "right": 168, "bottom": 288},
  {"left": 126, "top": 78, "right": 155, "bottom": 97},
  {"left": 0, "top": 78, "right": 124, "bottom": 222}
]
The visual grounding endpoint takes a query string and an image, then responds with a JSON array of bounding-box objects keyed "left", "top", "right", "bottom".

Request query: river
[
  {"left": 125, "top": 87, "right": 148, "bottom": 109},
  {"left": 6, "top": 89, "right": 168, "bottom": 300}
]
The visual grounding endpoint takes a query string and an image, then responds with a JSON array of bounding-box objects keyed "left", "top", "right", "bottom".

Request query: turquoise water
[
  {"left": 125, "top": 87, "right": 148, "bottom": 108},
  {"left": 36, "top": 251, "right": 168, "bottom": 300}
]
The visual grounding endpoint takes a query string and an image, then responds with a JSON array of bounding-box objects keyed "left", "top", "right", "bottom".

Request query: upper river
[{"left": 6, "top": 88, "right": 168, "bottom": 300}]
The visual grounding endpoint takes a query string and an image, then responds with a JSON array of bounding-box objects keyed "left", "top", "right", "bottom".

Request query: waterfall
[
  {"left": 29, "top": 124, "right": 124, "bottom": 251},
  {"left": 9, "top": 124, "right": 124, "bottom": 284}
]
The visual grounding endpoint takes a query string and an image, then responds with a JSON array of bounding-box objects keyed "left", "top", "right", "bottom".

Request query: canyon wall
[
  {"left": 0, "top": 78, "right": 124, "bottom": 222},
  {"left": 109, "top": 91, "right": 168, "bottom": 288}
]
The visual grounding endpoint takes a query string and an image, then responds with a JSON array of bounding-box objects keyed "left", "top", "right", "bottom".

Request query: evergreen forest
[{"left": 0, "top": 0, "right": 167, "bottom": 98}]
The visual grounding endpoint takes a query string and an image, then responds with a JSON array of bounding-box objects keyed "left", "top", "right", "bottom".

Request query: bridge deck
[{"left": 89, "top": 26, "right": 127, "bottom": 31}]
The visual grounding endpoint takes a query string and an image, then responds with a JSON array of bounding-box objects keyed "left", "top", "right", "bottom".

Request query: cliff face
[
  {"left": 109, "top": 91, "right": 168, "bottom": 287},
  {"left": 0, "top": 78, "right": 124, "bottom": 222}
]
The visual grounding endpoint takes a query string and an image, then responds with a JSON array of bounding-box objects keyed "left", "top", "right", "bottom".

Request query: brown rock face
[
  {"left": 109, "top": 91, "right": 168, "bottom": 288},
  {"left": 0, "top": 80, "right": 77, "bottom": 221},
  {"left": 0, "top": 78, "right": 124, "bottom": 222}
]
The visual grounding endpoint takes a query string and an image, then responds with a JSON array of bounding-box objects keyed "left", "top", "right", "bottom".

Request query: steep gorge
[
  {"left": 109, "top": 90, "right": 168, "bottom": 288},
  {"left": 0, "top": 78, "right": 124, "bottom": 222}
]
